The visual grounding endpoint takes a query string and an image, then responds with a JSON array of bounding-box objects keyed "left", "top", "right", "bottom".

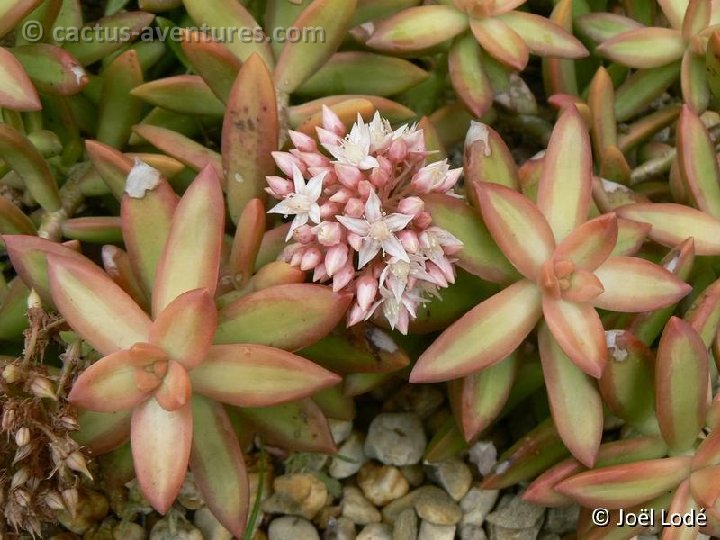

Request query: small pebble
[
  {"left": 381, "top": 490, "right": 420, "bottom": 525},
  {"left": 341, "top": 487, "right": 381, "bottom": 525},
  {"left": 428, "top": 460, "right": 473, "bottom": 501},
  {"left": 399, "top": 465, "right": 424, "bottom": 488},
  {"left": 324, "top": 517, "right": 356, "bottom": 540},
  {"left": 468, "top": 441, "right": 498, "bottom": 476},
  {"left": 418, "top": 521, "right": 455, "bottom": 540},
  {"left": 357, "top": 463, "right": 409, "bottom": 506},
  {"left": 330, "top": 432, "right": 367, "bottom": 479},
  {"left": 393, "top": 508, "right": 418, "bottom": 540},
  {"left": 414, "top": 486, "right": 463, "bottom": 526},
  {"left": 543, "top": 505, "right": 580, "bottom": 535},
  {"left": 461, "top": 487, "right": 499, "bottom": 527},
  {"left": 364, "top": 413, "right": 427, "bottom": 466},
  {"left": 268, "top": 516, "right": 320, "bottom": 540},
  {"left": 356, "top": 523, "right": 392, "bottom": 540},
  {"left": 460, "top": 525, "right": 488, "bottom": 540},
  {"left": 486, "top": 497, "right": 545, "bottom": 540},
  {"left": 194, "top": 507, "right": 232, "bottom": 540},
  {"left": 330, "top": 420, "right": 353, "bottom": 445},
  {"left": 262, "top": 473, "right": 329, "bottom": 520}
]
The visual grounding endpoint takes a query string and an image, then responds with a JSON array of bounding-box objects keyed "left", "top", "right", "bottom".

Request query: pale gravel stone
[
  {"left": 461, "top": 487, "right": 500, "bottom": 527},
  {"left": 262, "top": 473, "right": 329, "bottom": 520},
  {"left": 193, "top": 507, "right": 232, "bottom": 540},
  {"left": 414, "top": 486, "right": 462, "bottom": 526},
  {"left": 330, "top": 432, "right": 367, "bottom": 479},
  {"left": 330, "top": 420, "right": 353, "bottom": 445},
  {"left": 357, "top": 463, "right": 410, "bottom": 507},
  {"left": 418, "top": 521, "right": 455, "bottom": 540},
  {"left": 428, "top": 460, "right": 473, "bottom": 501},
  {"left": 356, "top": 523, "right": 392, "bottom": 540},
  {"left": 460, "top": 525, "right": 489, "bottom": 540},
  {"left": 324, "top": 517, "right": 356, "bottom": 540},
  {"left": 468, "top": 441, "right": 498, "bottom": 476},
  {"left": 364, "top": 413, "right": 427, "bottom": 466},
  {"left": 341, "top": 487, "right": 381, "bottom": 525},
  {"left": 268, "top": 517, "right": 320, "bottom": 540},
  {"left": 392, "top": 508, "right": 418, "bottom": 540}
]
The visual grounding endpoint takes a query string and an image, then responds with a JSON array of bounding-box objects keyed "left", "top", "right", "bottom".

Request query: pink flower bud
[
  {"left": 289, "top": 130, "right": 317, "bottom": 152},
  {"left": 426, "top": 262, "right": 449, "bottom": 287},
  {"left": 397, "top": 230, "right": 419, "bottom": 253},
  {"left": 347, "top": 232, "right": 363, "bottom": 251},
  {"left": 332, "top": 263, "right": 355, "bottom": 291},
  {"left": 308, "top": 166, "right": 335, "bottom": 183},
  {"left": 313, "top": 263, "right": 329, "bottom": 282},
  {"left": 290, "top": 248, "right": 304, "bottom": 267},
  {"left": 414, "top": 211, "right": 432, "bottom": 229},
  {"left": 266, "top": 175, "right": 293, "bottom": 197},
  {"left": 347, "top": 303, "right": 369, "bottom": 327},
  {"left": 345, "top": 198, "right": 365, "bottom": 218},
  {"left": 335, "top": 163, "right": 362, "bottom": 188},
  {"left": 329, "top": 188, "right": 352, "bottom": 204},
  {"left": 368, "top": 165, "right": 389, "bottom": 187},
  {"left": 357, "top": 180, "right": 375, "bottom": 198},
  {"left": 321, "top": 105, "right": 346, "bottom": 136},
  {"left": 397, "top": 196, "right": 424, "bottom": 215},
  {"left": 356, "top": 273, "right": 378, "bottom": 311},
  {"left": 293, "top": 149, "right": 330, "bottom": 168},
  {"left": 292, "top": 224, "right": 314, "bottom": 244},
  {"left": 301, "top": 248, "right": 322, "bottom": 271},
  {"left": 388, "top": 138, "right": 407, "bottom": 162},
  {"left": 325, "top": 244, "right": 348, "bottom": 276},
  {"left": 435, "top": 167, "right": 463, "bottom": 192},
  {"left": 316, "top": 127, "right": 341, "bottom": 149},
  {"left": 272, "top": 151, "right": 305, "bottom": 177},
  {"left": 316, "top": 221, "right": 342, "bottom": 246},
  {"left": 405, "top": 130, "right": 426, "bottom": 154},
  {"left": 320, "top": 202, "right": 340, "bottom": 219}
]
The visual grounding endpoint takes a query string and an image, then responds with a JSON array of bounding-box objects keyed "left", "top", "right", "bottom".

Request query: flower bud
[
  {"left": 397, "top": 196, "right": 424, "bottom": 215},
  {"left": 347, "top": 303, "right": 369, "bottom": 326},
  {"left": 313, "top": 263, "right": 329, "bottom": 282},
  {"left": 325, "top": 245, "right": 348, "bottom": 276},
  {"left": 292, "top": 224, "right": 314, "bottom": 244},
  {"left": 335, "top": 163, "right": 363, "bottom": 189},
  {"left": 45, "top": 490, "right": 66, "bottom": 511},
  {"left": 345, "top": 198, "right": 365, "bottom": 218},
  {"left": 30, "top": 376, "right": 57, "bottom": 400},
  {"left": 347, "top": 232, "right": 362, "bottom": 251},
  {"left": 271, "top": 151, "right": 305, "bottom": 177},
  {"left": 11, "top": 467, "right": 29, "bottom": 490},
  {"left": 320, "top": 202, "right": 340, "bottom": 219},
  {"left": 301, "top": 248, "right": 322, "bottom": 271},
  {"left": 27, "top": 288, "right": 42, "bottom": 310},
  {"left": 356, "top": 273, "right": 378, "bottom": 311},
  {"left": 329, "top": 188, "right": 352, "bottom": 205},
  {"left": 317, "top": 127, "right": 342, "bottom": 148},
  {"left": 288, "top": 130, "right": 317, "bottom": 152},
  {"left": 413, "top": 211, "right": 432, "bottom": 229},
  {"left": 293, "top": 149, "right": 329, "bottom": 168},
  {"left": 332, "top": 264, "right": 355, "bottom": 292},
  {"left": 266, "top": 175, "right": 293, "bottom": 197},
  {"left": 14, "top": 427, "right": 30, "bottom": 447},
  {"left": 321, "top": 105, "right": 346, "bottom": 136},
  {"left": 316, "top": 221, "right": 342, "bottom": 246},
  {"left": 397, "top": 230, "right": 420, "bottom": 253},
  {"left": 387, "top": 138, "right": 407, "bottom": 162}
]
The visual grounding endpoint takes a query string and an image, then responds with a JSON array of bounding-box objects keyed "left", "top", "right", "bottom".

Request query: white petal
[
  {"left": 358, "top": 156, "right": 380, "bottom": 170},
  {"left": 287, "top": 214, "right": 309, "bottom": 240},
  {"left": 383, "top": 212, "right": 414, "bottom": 232},
  {"left": 309, "top": 203, "right": 321, "bottom": 224},
  {"left": 337, "top": 215, "right": 371, "bottom": 236},
  {"left": 268, "top": 199, "right": 294, "bottom": 216},
  {"left": 364, "top": 191, "right": 383, "bottom": 222},
  {"left": 358, "top": 239, "right": 382, "bottom": 268},
  {"left": 291, "top": 165, "right": 305, "bottom": 193},
  {"left": 306, "top": 171, "right": 326, "bottom": 201},
  {"left": 382, "top": 235, "right": 410, "bottom": 263}
]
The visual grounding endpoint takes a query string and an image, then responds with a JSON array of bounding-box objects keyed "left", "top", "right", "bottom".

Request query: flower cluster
[{"left": 266, "top": 108, "right": 463, "bottom": 333}]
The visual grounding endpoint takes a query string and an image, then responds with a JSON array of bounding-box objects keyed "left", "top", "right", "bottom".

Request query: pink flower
[{"left": 268, "top": 166, "right": 326, "bottom": 240}]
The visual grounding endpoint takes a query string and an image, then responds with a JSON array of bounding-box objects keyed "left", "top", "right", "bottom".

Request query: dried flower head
[{"left": 266, "top": 108, "right": 463, "bottom": 334}]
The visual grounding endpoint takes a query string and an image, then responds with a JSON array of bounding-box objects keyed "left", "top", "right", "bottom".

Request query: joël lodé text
[{"left": 615, "top": 507, "right": 707, "bottom": 527}]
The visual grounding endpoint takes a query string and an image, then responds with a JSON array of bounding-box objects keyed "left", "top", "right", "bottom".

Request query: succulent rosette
[{"left": 266, "top": 107, "right": 464, "bottom": 334}]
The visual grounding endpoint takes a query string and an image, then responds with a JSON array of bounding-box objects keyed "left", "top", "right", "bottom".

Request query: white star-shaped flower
[
  {"left": 269, "top": 166, "right": 325, "bottom": 240},
  {"left": 336, "top": 191, "right": 412, "bottom": 268},
  {"left": 322, "top": 114, "right": 380, "bottom": 170}
]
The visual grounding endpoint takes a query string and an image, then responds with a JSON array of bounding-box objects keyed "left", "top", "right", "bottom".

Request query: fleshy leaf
[
  {"left": 423, "top": 193, "right": 519, "bottom": 284},
  {"left": 190, "top": 395, "right": 249, "bottom": 539},
  {"left": 73, "top": 409, "right": 131, "bottom": 455},
  {"left": 596, "top": 28, "right": 685, "bottom": 68},
  {"left": 593, "top": 256, "right": 692, "bottom": 312},
  {"left": 448, "top": 353, "right": 518, "bottom": 441},
  {"left": 68, "top": 344, "right": 166, "bottom": 413},
  {"left": 542, "top": 296, "right": 607, "bottom": 378},
  {"left": 236, "top": 398, "right": 337, "bottom": 453},
  {"left": 496, "top": 11, "right": 587, "bottom": 59},
  {"left": 47, "top": 254, "right": 152, "bottom": 356},
  {"left": 150, "top": 289, "right": 216, "bottom": 369},
  {"left": 0, "top": 45, "right": 41, "bottom": 111},
  {"left": 475, "top": 183, "right": 555, "bottom": 280},
  {"left": 555, "top": 456, "right": 693, "bottom": 508},
  {"left": 152, "top": 166, "right": 224, "bottom": 316},
  {"left": 411, "top": 280, "right": 542, "bottom": 383},
  {"left": 656, "top": 317, "right": 709, "bottom": 452},
  {"left": 448, "top": 34, "right": 493, "bottom": 119},
  {"left": 131, "top": 398, "right": 192, "bottom": 513},
  {"left": 538, "top": 323, "right": 603, "bottom": 467},
  {"left": 537, "top": 106, "right": 592, "bottom": 242},
  {"left": 469, "top": 17, "right": 529, "bottom": 71},
  {"left": 229, "top": 198, "right": 266, "bottom": 289},
  {"left": 222, "top": 54, "right": 278, "bottom": 223},
  {"left": 553, "top": 213, "right": 617, "bottom": 272},
  {"left": 215, "top": 284, "right": 351, "bottom": 351},
  {"left": 190, "top": 344, "right": 341, "bottom": 407}
]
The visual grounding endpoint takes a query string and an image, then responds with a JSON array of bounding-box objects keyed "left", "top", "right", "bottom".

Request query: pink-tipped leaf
[
  {"left": 496, "top": 11, "right": 588, "bottom": 59},
  {"left": 152, "top": 166, "right": 224, "bottom": 316},
  {"left": 131, "top": 398, "right": 192, "bottom": 514},
  {"left": 596, "top": 28, "right": 686, "bottom": 68},
  {"left": 47, "top": 254, "right": 152, "bottom": 356},
  {"left": 593, "top": 256, "right": 692, "bottom": 312},
  {"left": 0, "top": 46, "right": 41, "bottom": 111},
  {"left": 411, "top": 280, "right": 542, "bottom": 383},
  {"left": 469, "top": 17, "right": 529, "bottom": 71},
  {"left": 553, "top": 213, "right": 617, "bottom": 272}
]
